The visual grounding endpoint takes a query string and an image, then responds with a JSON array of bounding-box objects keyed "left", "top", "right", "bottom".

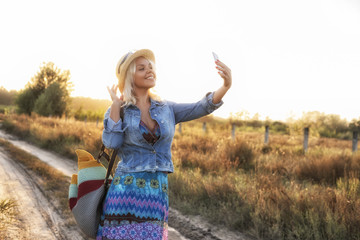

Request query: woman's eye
[{"left": 139, "top": 68, "right": 144, "bottom": 71}]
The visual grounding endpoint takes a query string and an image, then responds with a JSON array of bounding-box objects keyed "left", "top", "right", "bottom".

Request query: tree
[
  {"left": 0, "top": 87, "right": 17, "bottom": 105},
  {"left": 33, "top": 82, "right": 69, "bottom": 117},
  {"left": 29, "top": 62, "right": 71, "bottom": 98},
  {"left": 15, "top": 87, "right": 37, "bottom": 115},
  {"left": 16, "top": 62, "right": 72, "bottom": 116},
  {"left": 349, "top": 119, "right": 360, "bottom": 132}
]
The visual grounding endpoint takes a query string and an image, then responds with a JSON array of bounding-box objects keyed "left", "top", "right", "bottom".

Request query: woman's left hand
[{"left": 215, "top": 60, "right": 232, "bottom": 89}]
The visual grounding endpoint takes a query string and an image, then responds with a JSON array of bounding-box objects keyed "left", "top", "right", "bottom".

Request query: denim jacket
[{"left": 102, "top": 91, "right": 223, "bottom": 173}]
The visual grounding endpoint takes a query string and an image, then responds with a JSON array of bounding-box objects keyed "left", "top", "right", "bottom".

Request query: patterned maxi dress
[{"left": 96, "top": 120, "right": 168, "bottom": 240}]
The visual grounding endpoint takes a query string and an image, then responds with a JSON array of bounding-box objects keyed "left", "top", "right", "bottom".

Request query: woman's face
[{"left": 133, "top": 57, "right": 156, "bottom": 90}]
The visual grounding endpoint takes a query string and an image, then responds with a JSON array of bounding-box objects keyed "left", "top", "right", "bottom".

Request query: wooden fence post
[
  {"left": 231, "top": 123, "right": 235, "bottom": 140},
  {"left": 96, "top": 117, "right": 99, "bottom": 127},
  {"left": 203, "top": 122, "right": 207, "bottom": 133},
  {"left": 353, "top": 131, "right": 358, "bottom": 153},
  {"left": 178, "top": 123, "right": 182, "bottom": 134},
  {"left": 303, "top": 127, "right": 309, "bottom": 153},
  {"left": 264, "top": 125, "right": 269, "bottom": 144},
  {"left": 84, "top": 116, "right": 87, "bottom": 125}
]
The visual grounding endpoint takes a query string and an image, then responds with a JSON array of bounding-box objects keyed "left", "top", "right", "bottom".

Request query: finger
[
  {"left": 218, "top": 73, "right": 227, "bottom": 82},
  {"left": 109, "top": 85, "right": 114, "bottom": 95},
  {"left": 217, "top": 67, "right": 231, "bottom": 79},
  {"left": 218, "top": 70, "right": 231, "bottom": 81},
  {"left": 114, "top": 86, "right": 119, "bottom": 96},
  {"left": 107, "top": 87, "right": 115, "bottom": 101},
  {"left": 215, "top": 65, "right": 225, "bottom": 72},
  {"left": 110, "top": 84, "right": 118, "bottom": 94},
  {"left": 218, "top": 70, "right": 225, "bottom": 77},
  {"left": 215, "top": 60, "right": 225, "bottom": 67},
  {"left": 216, "top": 60, "right": 230, "bottom": 71},
  {"left": 216, "top": 67, "right": 229, "bottom": 77}
]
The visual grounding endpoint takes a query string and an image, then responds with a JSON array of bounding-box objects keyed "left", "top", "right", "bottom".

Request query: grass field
[{"left": 0, "top": 113, "right": 359, "bottom": 240}]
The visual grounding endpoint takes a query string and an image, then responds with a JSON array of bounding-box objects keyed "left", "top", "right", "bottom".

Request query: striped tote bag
[{"left": 68, "top": 148, "right": 117, "bottom": 239}]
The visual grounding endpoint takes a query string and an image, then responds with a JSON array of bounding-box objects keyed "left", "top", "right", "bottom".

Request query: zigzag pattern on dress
[
  {"left": 105, "top": 190, "right": 168, "bottom": 221},
  {"left": 102, "top": 212, "right": 166, "bottom": 226}
]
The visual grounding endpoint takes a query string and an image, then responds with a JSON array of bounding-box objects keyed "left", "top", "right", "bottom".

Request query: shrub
[
  {"left": 294, "top": 154, "right": 360, "bottom": 185},
  {"left": 220, "top": 138, "right": 255, "bottom": 170},
  {"left": 261, "top": 145, "right": 272, "bottom": 154}
]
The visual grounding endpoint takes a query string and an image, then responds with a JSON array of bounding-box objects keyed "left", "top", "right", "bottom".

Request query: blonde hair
[{"left": 122, "top": 57, "right": 161, "bottom": 106}]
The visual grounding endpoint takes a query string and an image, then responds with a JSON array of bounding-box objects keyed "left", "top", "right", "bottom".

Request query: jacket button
[
  {"left": 154, "top": 114, "right": 158, "bottom": 117},
  {"left": 152, "top": 150, "right": 156, "bottom": 154}
]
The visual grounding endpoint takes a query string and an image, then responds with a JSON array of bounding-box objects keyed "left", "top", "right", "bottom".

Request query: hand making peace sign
[{"left": 107, "top": 84, "right": 124, "bottom": 105}]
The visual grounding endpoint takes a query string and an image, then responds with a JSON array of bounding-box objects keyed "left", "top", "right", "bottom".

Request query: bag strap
[
  {"left": 104, "top": 148, "right": 118, "bottom": 189},
  {"left": 97, "top": 144, "right": 109, "bottom": 162}
]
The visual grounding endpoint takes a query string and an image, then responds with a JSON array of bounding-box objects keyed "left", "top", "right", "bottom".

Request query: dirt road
[
  {"left": 0, "top": 149, "right": 84, "bottom": 239},
  {"left": 0, "top": 129, "right": 249, "bottom": 240}
]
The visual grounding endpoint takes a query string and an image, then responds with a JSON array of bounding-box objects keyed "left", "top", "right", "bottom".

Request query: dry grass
[
  {"left": 0, "top": 198, "right": 18, "bottom": 234},
  {"left": 171, "top": 123, "right": 360, "bottom": 239},
  {"left": 0, "top": 113, "right": 103, "bottom": 159},
  {"left": 295, "top": 154, "right": 360, "bottom": 184},
  {"left": 1, "top": 113, "right": 360, "bottom": 239}
]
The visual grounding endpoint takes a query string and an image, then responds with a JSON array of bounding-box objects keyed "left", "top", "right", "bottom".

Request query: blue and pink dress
[{"left": 96, "top": 120, "right": 168, "bottom": 240}]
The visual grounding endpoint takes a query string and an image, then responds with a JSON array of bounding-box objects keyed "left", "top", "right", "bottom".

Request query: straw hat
[{"left": 115, "top": 49, "right": 156, "bottom": 93}]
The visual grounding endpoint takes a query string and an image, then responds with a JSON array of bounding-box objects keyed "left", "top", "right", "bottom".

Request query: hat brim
[{"left": 116, "top": 49, "right": 155, "bottom": 93}]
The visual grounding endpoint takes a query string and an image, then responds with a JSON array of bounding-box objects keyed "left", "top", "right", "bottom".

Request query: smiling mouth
[{"left": 146, "top": 76, "right": 154, "bottom": 80}]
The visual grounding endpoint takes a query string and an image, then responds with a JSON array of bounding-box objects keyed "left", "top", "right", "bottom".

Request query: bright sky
[{"left": 1, "top": 0, "right": 360, "bottom": 122}]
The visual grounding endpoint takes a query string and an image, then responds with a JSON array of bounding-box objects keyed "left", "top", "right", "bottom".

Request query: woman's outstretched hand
[
  {"left": 215, "top": 60, "right": 232, "bottom": 89},
  {"left": 212, "top": 60, "right": 232, "bottom": 104},
  {"left": 107, "top": 84, "right": 123, "bottom": 105}
]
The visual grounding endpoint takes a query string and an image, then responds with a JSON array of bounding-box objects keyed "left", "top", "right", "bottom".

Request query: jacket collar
[
  {"left": 150, "top": 97, "right": 164, "bottom": 107},
  {"left": 123, "top": 97, "right": 164, "bottom": 110}
]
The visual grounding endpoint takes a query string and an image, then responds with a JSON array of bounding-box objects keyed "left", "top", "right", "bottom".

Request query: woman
[{"left": 97, "top": 49, "right": 232, "bottom": 240}]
